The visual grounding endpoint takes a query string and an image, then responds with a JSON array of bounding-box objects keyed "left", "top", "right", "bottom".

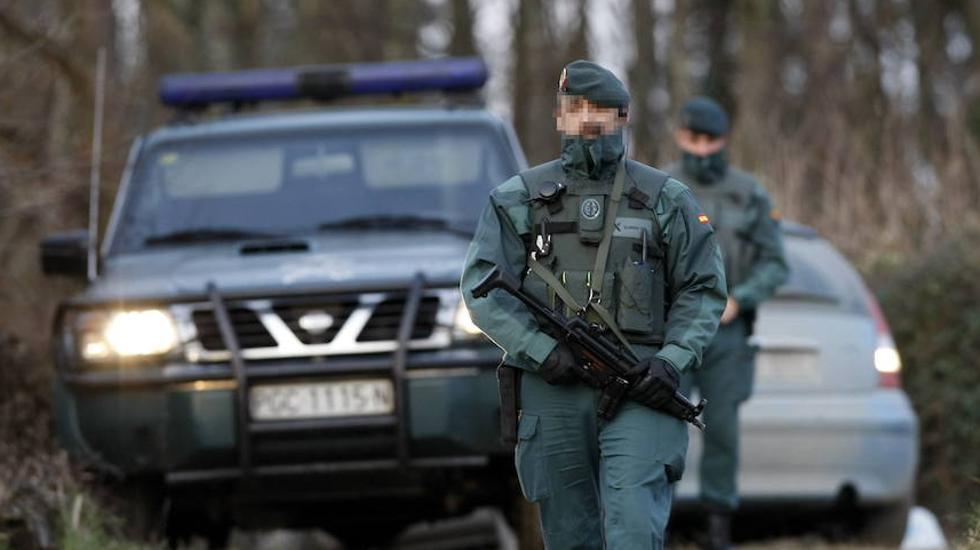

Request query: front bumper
[
  {"left": 674, "top": 389, "right": 919, "bottom": 506},
  {"left": 54, "top": 346, "right": 505, "bottom": 483}
]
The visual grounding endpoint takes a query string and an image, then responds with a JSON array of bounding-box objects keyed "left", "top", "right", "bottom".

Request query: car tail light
[{"left": 864, "top": 287, "right": 902, "bottom": 388}]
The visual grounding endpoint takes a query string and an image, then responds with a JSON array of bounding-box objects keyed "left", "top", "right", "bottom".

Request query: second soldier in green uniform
[
  {"left": 666, "top": 96, "right": 790, "bottom": 550},
  {"left": 461, "top": 61, "right": 727, "bottom": 549}
]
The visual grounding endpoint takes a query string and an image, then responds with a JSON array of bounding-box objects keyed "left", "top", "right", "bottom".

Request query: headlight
[
  {"left": 74, "top": 308, "right": 179, "bottom": 362},
  {"left": 452, "top": 301, "right": 484, "bottom": 341}
]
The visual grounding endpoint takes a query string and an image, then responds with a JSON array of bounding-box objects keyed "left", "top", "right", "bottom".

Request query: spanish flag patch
[{"left": 697, "top": 214, "right": 710, "bottom": 224}]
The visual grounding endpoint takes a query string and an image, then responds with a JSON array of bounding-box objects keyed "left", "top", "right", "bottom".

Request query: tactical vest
[
  {"left": 518, "top": 159, "right": 670, "bottom": 347},
  {"left": 671, "top": 167, "right": 756, "bottom": 289}
]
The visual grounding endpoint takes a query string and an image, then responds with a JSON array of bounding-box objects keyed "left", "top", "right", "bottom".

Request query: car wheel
[
  {"left": 106, "top": 478, "right": 166, "bottom": 542},
  {"left": 859, "top": 497, "right": 911, "bottom": 547},
  {"left": 165, "top": 497, "right": 230, "bottom": 550}
]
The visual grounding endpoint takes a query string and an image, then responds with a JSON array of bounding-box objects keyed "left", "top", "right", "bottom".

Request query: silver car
[{"left": 674, "top": 221, "right": 919, "bottom": 546}]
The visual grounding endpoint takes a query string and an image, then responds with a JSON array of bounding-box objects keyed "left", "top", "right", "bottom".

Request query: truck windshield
[{"left": 109, "top": 122, "right": 517, "bottom": 254}]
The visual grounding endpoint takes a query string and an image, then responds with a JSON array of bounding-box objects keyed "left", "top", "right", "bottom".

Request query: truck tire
[
  {"left": 166, "top": 496, "right": 230, "bottom": 550},
  {"left": 107, "top": 478, "right": 166, "bottom": 542}
]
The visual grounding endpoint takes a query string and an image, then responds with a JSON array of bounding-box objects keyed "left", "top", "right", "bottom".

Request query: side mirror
[{"left": 40, "top": 230, "right": 90, "bottom": 278}]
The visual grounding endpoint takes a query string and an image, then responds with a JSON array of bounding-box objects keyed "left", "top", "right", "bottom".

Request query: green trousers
[
  {"left": 516, "top": 371, "right": 687, "bottom": 550},
  {"left": 679, "top": 316, "right": 756, "bottom": 511}
]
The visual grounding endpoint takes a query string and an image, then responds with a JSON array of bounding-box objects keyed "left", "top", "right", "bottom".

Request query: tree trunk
[
  {"left": 702, "top": 0, "right": 736, "bottom": 117},
  {"left": 449, "top": 0, "right": 476, "bottom": 57},
  {"left": 629, "top": 0, "right": 657, "bottom": 164},
  {"left": 513, "top": 0, "right": 559, "bottom": 165}
]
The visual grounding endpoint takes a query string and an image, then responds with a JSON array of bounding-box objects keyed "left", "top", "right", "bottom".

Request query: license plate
[
  {"left": 756, "top": 350, "right": 821, "bottom": 384},
  {"left": 249, "top": 379, "right": 395, "bottom": 420}
]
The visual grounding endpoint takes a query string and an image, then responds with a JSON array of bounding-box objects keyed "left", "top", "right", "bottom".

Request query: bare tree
[{"left": 629, "top": 0, "right": 657, "bottom": 164}]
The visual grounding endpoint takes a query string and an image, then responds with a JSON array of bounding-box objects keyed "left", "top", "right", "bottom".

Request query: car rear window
[{"left": 774, "top": 234, "right": 869, "bottom": 314}]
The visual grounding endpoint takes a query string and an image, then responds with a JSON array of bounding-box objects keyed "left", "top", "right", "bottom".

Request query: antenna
[{"left": 87, "top": 48, "right": 106, "bottom": 282}]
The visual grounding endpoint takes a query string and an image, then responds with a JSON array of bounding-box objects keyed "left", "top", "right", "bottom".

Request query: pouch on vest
[
  {"left": 616, "top": 257, "right": 666, "bottom": 342},
  {"left": 578, "top": 194, "right": 605, "bottom": 244},
  {"left": 560, "top": 270, "right": 615, "bottom": 319}
]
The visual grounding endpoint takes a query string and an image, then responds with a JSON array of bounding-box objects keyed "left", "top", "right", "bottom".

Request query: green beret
[
  {"left": 679, "top": 96, "right": 730, "bottom": 136},
  {"left": 558, "top": 60, "right": 630, "bottom": 109}
]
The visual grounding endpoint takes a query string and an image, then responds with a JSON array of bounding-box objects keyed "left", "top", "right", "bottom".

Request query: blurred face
[
  {"left": 674, "top": 128, "right": 727, "bottom": 156},
  {"left": 555, "top": 95, "right": 627, "bottom": 139}
]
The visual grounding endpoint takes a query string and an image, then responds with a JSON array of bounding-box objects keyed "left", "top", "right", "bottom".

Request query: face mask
[
  {"left": 561, "top": 130, "right": 625, "bottom": 180},
  {"left": 682, "top": 149, "right": 728, "bottom": 184}
]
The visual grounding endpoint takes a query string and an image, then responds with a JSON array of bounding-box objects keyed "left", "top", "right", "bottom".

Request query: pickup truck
[{"left": 41, "top": 58, "right": 524, "bottom": 546}]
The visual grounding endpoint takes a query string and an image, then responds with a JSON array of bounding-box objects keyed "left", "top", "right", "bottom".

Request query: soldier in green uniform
[
  {"left": 666, "top": 96, "right": 790, "bottom": 550},
  {"left": 460, "top": 61, "right": 727, "bottom": 549}
]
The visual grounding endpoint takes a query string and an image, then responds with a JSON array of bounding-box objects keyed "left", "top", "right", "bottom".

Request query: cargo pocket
[
  {"left": 514, "top": 414, "right": 550, "bottom": 502},
  {"left": 616, "top": 258, "right": 665, "bottom": 342},
  {"left": 736, "top": 342, "right": 760, "bottom": 404}
]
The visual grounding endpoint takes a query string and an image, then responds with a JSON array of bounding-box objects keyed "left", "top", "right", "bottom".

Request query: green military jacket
[
  {"left": 666, "top": 163, "right": 789, "bottom": 312},
  {"left": 461, "top": 158, "right": 727, "bottom": 374}
]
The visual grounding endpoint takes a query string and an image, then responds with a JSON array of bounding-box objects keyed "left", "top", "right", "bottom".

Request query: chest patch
[
  {"left": 613, "top": 217, "right": 653, "bottom": 239},
  {"left": 581, "top": 198, "right": 602, "bottom": 220}
]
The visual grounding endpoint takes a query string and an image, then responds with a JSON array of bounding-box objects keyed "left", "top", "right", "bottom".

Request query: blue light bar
[{"left": 159, "top": 58, "right": 487, "bottom": 107}]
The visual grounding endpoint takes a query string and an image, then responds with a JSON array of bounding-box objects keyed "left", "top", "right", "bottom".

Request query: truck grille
[
  {"left": 273, "top": 299, "right": 359, "bottom": 345},
  {"left": 174, "top": 289, "right": 456, "bottom": 362},
  {"left": 356, "top": 296, "right": 440, "bottom": 342},
  {"left": 192, "top": 308, "right": 277, "bottom": 351}
]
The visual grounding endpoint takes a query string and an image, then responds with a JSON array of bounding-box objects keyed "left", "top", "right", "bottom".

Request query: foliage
[
  {"left": 877, "top": 224, "right": 980, "bottom": 535},
  {"left": 58, "top": 493, "right": 163, "bottom": 550},
  {"left": 969, "top": 505, "right": 980, "bottom": 549},
  {"left": 967, "top": 502, "right": 980, "bottom": 549}
]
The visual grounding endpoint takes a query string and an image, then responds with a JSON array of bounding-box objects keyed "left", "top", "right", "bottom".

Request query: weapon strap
[
  {"left": 591, "top": 159, "right": 626, "bottom": 300},
  {"left": 527, "top": 160, "right": 638, "bottom": 360}
]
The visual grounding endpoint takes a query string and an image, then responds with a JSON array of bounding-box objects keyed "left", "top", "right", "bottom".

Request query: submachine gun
[{"left": 471, "top": 266, "right": 707, "bottom": 430}]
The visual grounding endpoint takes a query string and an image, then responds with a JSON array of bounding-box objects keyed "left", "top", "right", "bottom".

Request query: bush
[
  {"left": 966, "top": 502, "right": 980, "bottom": 549},
  {"left": 877, "top": 224, "right": 980, "bottom": 535}
]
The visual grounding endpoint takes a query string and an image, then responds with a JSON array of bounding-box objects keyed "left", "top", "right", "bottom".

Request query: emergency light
[{"left": 159, "top": 57, "right": 487, "bottom": 107}]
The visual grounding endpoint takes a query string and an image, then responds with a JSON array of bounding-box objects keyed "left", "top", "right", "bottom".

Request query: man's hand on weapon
[
  {"left": 626, "top": 357, "right": 680, "bottom": 409},
  {"left": 539, "top": 343, "right": 579, "bottom": 385}
]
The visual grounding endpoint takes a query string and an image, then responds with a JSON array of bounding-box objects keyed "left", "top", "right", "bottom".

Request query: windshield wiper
[
  {"left": 144, "top": 228, "right": 285, "bottom": 246},
  {"left": 316, "top": 215, "right": 473, "bottom": 237}
]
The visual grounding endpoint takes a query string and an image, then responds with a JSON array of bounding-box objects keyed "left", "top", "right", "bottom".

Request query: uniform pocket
[
  {"left": 737, "top": 342, "right": 760, "bottom": 403},
  {"left": 616, "top": 258, "right": 666, "bottom": 341},
  {"left": 514, "top": 414, "right": 550, "bottom": 502}
]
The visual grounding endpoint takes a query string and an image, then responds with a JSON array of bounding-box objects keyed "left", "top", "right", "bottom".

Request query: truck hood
[{"left": 84, "top": 231, "right": 472, "bottom": 302}]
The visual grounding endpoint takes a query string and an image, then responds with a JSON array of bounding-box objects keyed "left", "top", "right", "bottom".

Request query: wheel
[
  {"left": 858, "top": 497, "right": 912, "bottom": 547},
  {"left": 104, "top": 478, "right": 167, "bottom": 542},
  {"left": 165, "top": 496, "right": 230, "bottom": 550}
]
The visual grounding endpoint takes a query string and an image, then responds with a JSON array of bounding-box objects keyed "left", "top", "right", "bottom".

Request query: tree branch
[{"left": 0, "top": 7, "right": 91, "bottom": 102}]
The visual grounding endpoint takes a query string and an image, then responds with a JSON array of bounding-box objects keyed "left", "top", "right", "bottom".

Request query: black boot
[{"left": 703, "top": 509, "right": 732, "bottom": 550}]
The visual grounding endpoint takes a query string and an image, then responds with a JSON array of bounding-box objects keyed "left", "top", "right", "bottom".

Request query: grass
[
  {"left": 964, "top": 503, "right": 980, "bottom": 549},
  {"left": 57, "top": 493, "right": 165, "bottom": 550}
]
